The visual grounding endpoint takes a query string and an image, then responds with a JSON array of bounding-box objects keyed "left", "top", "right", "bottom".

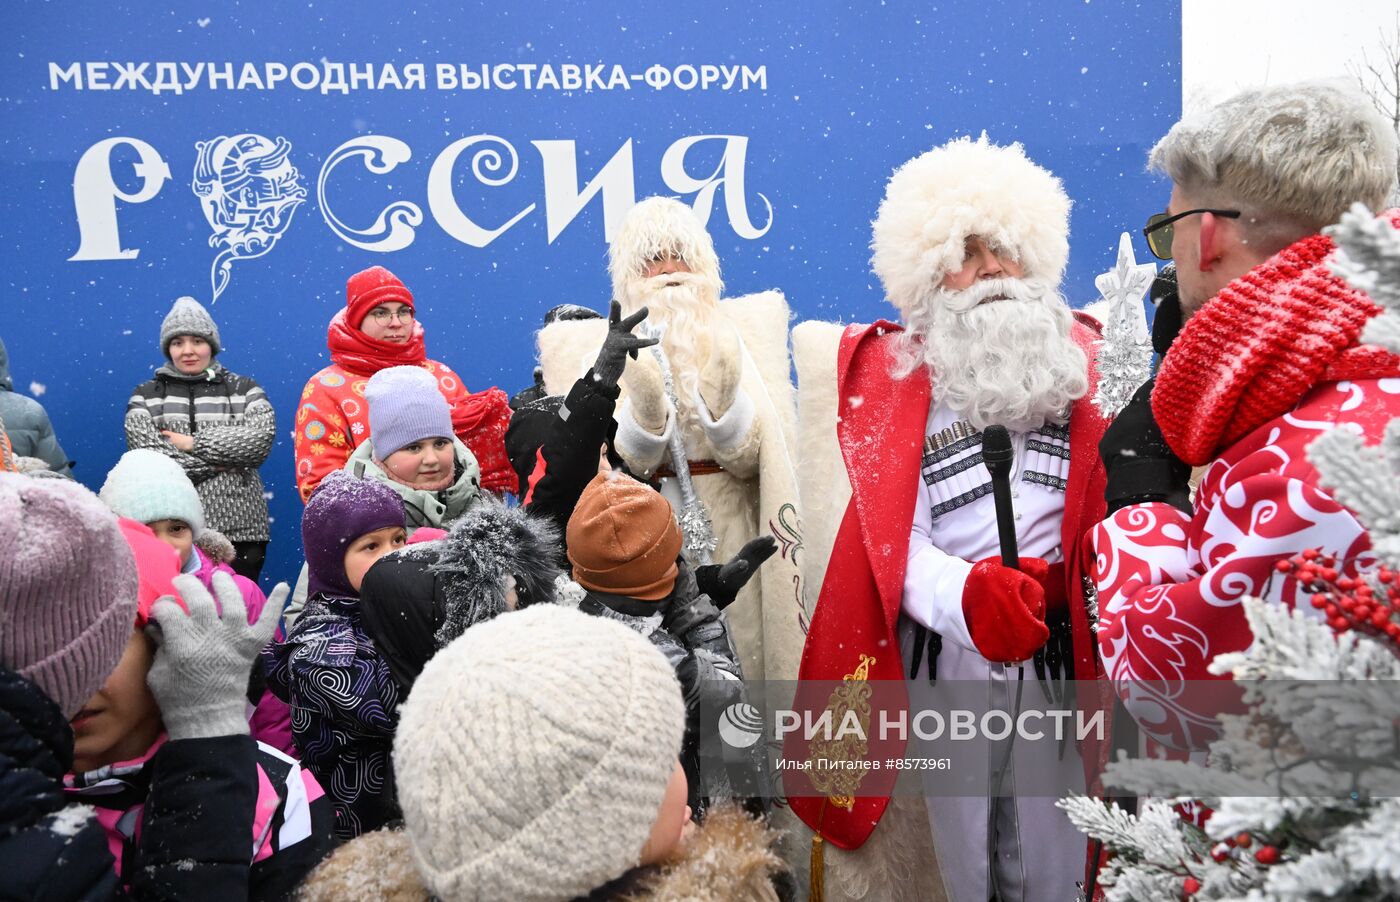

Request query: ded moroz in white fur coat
[{"left": 537, "top": 289, "right": 807, "bottom": 686}]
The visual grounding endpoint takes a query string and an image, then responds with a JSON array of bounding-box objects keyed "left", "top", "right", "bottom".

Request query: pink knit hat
[{"left": 0, "top": 473, "right": 139, "bottom": 719}]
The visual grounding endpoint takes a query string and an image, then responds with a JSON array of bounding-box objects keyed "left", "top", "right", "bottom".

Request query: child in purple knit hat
[{"left": 263, "top": 471, "right": 407, "bottom": 840}]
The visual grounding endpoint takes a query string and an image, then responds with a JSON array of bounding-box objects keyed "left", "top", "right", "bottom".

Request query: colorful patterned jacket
[{"left": 294, "top": 360, "right": 514, "bottom": 502}]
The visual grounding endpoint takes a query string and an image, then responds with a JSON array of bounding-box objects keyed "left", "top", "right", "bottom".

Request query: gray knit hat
[
  {"left": 0, "top": 473, "right": 139, "bottom": 719},
  {"left": 393, "top": 603, "right": 685, "bottom": 902},
  {"left": 159, "top": 296, "right": 221, "bottom": 358}
]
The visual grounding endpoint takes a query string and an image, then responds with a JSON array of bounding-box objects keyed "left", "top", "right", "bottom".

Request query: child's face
[
  {"left": 382, "top": 438, "right": 454, "bottom": 488},
  {"left": 147, "top": 518, "right": 194, "bottom": 568},
  {"left": 639, "top": 760, "right": 693, "bottom": 866},
  {"left": 343, "top": 526, "right": 408, "bottom": 592},
  {"left": 70, "top": 631, "right": 163, "bottom": 773}
]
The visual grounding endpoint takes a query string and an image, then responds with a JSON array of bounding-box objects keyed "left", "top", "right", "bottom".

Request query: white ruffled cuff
[{"left": 693, "top": 385, "right": 755, "bottom": 453}]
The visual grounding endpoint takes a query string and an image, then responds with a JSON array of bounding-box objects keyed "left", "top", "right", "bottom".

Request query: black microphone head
[{"left": 981, "top": 425, "right": 1014, "bottom": 472}]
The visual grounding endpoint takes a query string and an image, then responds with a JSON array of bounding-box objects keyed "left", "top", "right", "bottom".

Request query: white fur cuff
[
  {"left": 616, "top": 397, "right": 674, "bottom": 474},
  {"left": 693, "top": 385, "right": 755, "bottom": 453}
]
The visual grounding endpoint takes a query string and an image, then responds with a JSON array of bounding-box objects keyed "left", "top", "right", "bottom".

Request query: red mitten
[
  {"left": 452, "top": 387, "right": 518, "bottom": 494},
  {"left": 962, "top": 557, "right": 1049, "bottom": 663},
  {"left": 1034, "top": 560, "right": 1069, "bottom": 614}
]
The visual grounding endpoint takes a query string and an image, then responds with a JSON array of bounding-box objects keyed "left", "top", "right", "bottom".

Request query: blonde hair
[{"left": 1150, "top": 80, "right": 1398, "bottom": 250}]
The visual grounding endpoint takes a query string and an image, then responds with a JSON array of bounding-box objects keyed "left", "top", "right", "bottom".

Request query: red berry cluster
[{"left": 1275, "top": 549, "right": 1400, "bottom": 646}]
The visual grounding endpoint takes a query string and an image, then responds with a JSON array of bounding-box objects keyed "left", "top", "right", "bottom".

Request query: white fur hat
[
  {"left": 393, "top": 603, "right": 685, "bottom": 902},
  {"left": 608, "top": 196, "right": 722, "bottom": 301},
  {"left": 871, "top": 135, "right": 1071, "bottom": 318}
]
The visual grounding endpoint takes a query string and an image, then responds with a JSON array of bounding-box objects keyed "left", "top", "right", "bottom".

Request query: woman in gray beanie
[
  {"left": 299, "top": 603, "right": 790, "bottom": 901},
  {"left": 124, "top": 296, "right": 275, "bottom": 580}
]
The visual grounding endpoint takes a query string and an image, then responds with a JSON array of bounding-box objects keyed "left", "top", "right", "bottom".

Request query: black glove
[
  {"left": 1100, "top": 380, "right": 1191, "bottom": 514},
  {"left": 695, "top": 536, "right": 779, "bottom": 610},
  {"left": 592, "top": 300, "right": 658, "bottom": 390}
]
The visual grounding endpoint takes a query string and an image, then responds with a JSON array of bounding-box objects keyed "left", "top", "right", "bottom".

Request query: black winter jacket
[
  {"left": 0, "top": 666, "right": 294, "bottom": 901},
  {"left": 578, "top": 561, "right": 766, "bottom": 821},
  {"left": 518, "top": 370, "right": 741, "bottom": 605}
]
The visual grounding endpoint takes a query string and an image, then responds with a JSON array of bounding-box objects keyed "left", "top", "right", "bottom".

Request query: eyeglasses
[
  {"left": 368, "top": 306, "right": 415, "bottom": 325},
  {"left": 1142, "top": 208, "right": 1241, "bottom": 260}
]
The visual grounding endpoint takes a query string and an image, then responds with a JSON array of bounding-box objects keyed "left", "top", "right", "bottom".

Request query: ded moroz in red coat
[
  {"left": 1092, "top": 210, "right": 1400, "bottom": 752},
  {"left": 785, "top": 313, "right": 1109, "bottom": 853}
]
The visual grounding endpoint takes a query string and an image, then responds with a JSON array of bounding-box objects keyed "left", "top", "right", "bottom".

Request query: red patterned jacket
[{"left": 1092, "top": 212, "right": 1400, "bottom": 750}]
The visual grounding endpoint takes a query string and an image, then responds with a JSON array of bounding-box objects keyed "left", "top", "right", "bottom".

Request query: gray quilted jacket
[
  {"left": 0, "top": 337, "right": 70, "bottom": 475},
  {"left": 124, "top": 362, "right": 275, "bottom": 542}
]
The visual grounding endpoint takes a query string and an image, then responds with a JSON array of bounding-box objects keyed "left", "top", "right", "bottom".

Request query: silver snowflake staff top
[
  {"left": 1327, "top": 202, "right": 1400, "bottom": 354},
  {"left": 638, "top": 322, "right": 718, "bottom": 565},
  {"left": 1090, "top": 232, "right": 1157, "bottom": 421}
]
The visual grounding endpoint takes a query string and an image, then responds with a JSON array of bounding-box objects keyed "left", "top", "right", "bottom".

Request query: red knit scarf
[
  {"left": 326, "top": 308, "right": 427, "bottom": 374},
  {"left": 1153, "top": 211, "right": 1400, "bottom": 466}
]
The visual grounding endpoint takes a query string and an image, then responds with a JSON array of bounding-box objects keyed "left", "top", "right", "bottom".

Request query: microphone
[{"left": 981, "top": 425, "right": 1019, "bottom": 570}]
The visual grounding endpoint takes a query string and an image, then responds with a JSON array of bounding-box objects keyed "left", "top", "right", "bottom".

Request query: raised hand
[{"left": 145, "top": 572, "right": 285, "bottom": 740}]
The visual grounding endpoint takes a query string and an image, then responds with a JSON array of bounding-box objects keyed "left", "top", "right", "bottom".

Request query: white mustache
[{"left": 941, "top": 278, "right": 1043, "bottom": 314}]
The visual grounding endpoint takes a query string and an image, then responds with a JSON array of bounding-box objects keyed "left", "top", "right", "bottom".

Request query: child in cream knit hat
[{"left": 299, "top": 603, "right": 788, "bottom": 902}]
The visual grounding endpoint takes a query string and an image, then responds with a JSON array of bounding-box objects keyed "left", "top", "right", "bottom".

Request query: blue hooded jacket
[{"left": 0, "top": 337, "right": 70, "bottom": 475}]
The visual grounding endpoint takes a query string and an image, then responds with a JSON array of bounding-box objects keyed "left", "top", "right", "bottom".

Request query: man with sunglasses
[{"left": 1093, "top": 81, "right": 1399, "bottom": 753}]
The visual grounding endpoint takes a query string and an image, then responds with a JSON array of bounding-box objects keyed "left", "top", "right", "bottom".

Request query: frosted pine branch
[
  {"left": 1325, "top": 203, "right": 1400, "bottom": 352},
  {"left": 1306, "top": 424, "right": 1400, "bottom": 568}
]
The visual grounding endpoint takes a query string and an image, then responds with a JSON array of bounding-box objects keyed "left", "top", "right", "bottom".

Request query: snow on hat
[
  {"left": 366, "top": 365, "right": 455, "bottom": 459},
  {"left": 159, "top": 296, "right": 222, "bottom": 358},
  {"left": 394, "top": 603, "right": 685, "bottom": 902},
  {"left": 608, "top": 196, "right": 722, "bottom": 302},
  {"left": 347, "top": 265, "right": 415, "bottom": 331},
  {"left": 871, "top": 134, "right": 1071, "bottom": 319},
  {"left": 0, "top": 473, "right": 139, "bottom": 720},
  {"left": 302, "top": 471, "right": 406, "bottom": 598},
  {"left": 567, "top": 472, "right": 682, "bottom": 601},
  {"left": 99, "top": 448, "right": 206, "bottom": 537}
]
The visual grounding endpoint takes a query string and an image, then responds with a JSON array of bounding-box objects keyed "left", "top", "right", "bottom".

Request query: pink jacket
[{"left": 191, "top": 548, "right": 297, "bottom": 757}]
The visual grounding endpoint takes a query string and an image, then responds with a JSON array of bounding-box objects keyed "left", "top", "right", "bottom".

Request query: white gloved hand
[
  {"left": 145, "top": 572, "right": 285, "bottom": 741},
  {"left": 698, "top": 326, "right": 743, "bottom": 419},
  {"left": 620, "top": 347, "right": 671, "bottom": 434}
]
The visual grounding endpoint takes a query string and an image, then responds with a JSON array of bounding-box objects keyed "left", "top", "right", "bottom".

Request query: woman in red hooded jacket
[{"left": 293, "top": 266, "right": 515, "bottom": 502}]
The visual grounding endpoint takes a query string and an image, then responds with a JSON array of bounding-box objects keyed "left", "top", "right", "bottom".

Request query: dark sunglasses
[{"left": 1142, "top": 208, "right": 1241, "bottom": 260}]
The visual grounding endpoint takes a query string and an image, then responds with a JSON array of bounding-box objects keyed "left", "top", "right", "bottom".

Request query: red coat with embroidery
[
  {"left": 786, "top": 316, "right": 1108, "bottom": 851},
  {"left": 1092, "top": 211, "right": 1400, "bottom": 751}
]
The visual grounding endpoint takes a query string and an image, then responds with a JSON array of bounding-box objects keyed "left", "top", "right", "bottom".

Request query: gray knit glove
[{"left": 145, "top": 572, "right": 285, "bottom": 741}]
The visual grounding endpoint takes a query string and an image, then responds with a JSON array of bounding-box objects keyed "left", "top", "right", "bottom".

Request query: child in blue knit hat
[{"left": 99, "top": 448, "right": 295, "bottom": 755}]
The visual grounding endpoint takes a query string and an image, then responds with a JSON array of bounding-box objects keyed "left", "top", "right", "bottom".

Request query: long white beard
[
  {"left": 895, "top": 277, "right": 1088, "bottom": 432},
  {"left": 621, "top": 272, "right": 721, "bottom": 428}
]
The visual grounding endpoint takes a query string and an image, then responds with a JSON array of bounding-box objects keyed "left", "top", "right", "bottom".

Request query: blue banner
[{"left": 1, "top": 1, "right": 1181, "bottom": 586}]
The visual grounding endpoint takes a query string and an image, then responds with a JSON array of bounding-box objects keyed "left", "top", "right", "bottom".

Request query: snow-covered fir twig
[
  {"left": 1307, "top": 419, "right": 1400, "bottom": 569},
  {"left": 1060, "top": 598, "right": 1400, "bottom": 900},
  {"left": 1091, "top": 232, "right": 1157, "bottom": 420},
  {"left": 1326, "top": 203, "right": 1400, "bottom": 354}
]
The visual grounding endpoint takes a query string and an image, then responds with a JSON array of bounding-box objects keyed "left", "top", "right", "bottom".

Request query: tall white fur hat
[
  {"left": 608, "top": 196, "right": 723, "bottom": 302},
  {"left": 393, "top": 603, "right": 685, "bottom": 902},
  {"left": 871, "top": 134, "right": 1071, "bottom": 318}
]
